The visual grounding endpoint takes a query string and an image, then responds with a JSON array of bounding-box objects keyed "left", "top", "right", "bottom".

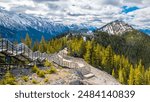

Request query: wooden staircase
[
  {"left": 0, "top": 39, "right": 51, "bottom": 63},
  {"left": 0, "top": 38, "right": 94, "bottom": 79}
]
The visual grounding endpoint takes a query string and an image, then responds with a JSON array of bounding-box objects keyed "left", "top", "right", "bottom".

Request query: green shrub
[
  {"left": 32, "top": 79, "right": 38, "bottom": 84},
  {"left": 44, "top": 78, "right": 49, "bottom": 83},
  {"left": 1, "top": 71, "right": 17, "bottom": 85},
  {"left": 37, "top": 70, "right": 45, "bottom": 78},
  {"left": 47, "top": 66, "right": 57, "bottom": 74},
  {"left": 32, "top": 65, "right": 39, "bottom": 73},
  {"left": 36, "top": 70, "right": 40, "bottom": 75},
  {"left": 44, "top": 60, "right": 52, "bottom": 67},
  {"left": 22, "top": 76, "right": 29, "bottom": 82}
]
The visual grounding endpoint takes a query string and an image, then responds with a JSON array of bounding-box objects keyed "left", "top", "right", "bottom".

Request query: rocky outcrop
[{"left": 99, "top": 20, "right": 134, "bottom": 35}]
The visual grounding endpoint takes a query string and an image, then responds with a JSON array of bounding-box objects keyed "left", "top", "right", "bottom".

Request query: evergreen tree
[
  {"left": 118, "top": 68, "right": 125, "bottom": 84},
  {"left": 112, "top": 69, "right": 115, "bottom": 78},
  {"left": 134, "top": 60, "right": 144, "bottom": 85},
  {"left": 92, "top": 44, "right": 102, "bottom": 67},
  {"left": 24, "top": 33, "right": 32, "bottom": 48},
  {"left": 84, "top": 41, "right": 92, "bottom": 64},
  {"left": 145, "top": 68, "right": 150, "bottom": 84},
  {"left": 33, "top": 40, "right": 39, "bottom": 51},
  {"left": 113, "top": 54, "right": 120, "bottom": 78},
  {"left": 101, "top": 45, "right": 113, "bottom": 74},
  {"left": 128, "top": 65, "right": 134, "bottom": 85},
  {"left": 134, "top": 68, "right": 141, "bottom": 85},
  {"left": 39, "top": 36, "right": 47, "bottom": 52}
]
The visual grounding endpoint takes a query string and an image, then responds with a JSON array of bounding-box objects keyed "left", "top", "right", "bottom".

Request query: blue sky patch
[{"left": 122, "top": 6, "right": 140, "bottom": 13}]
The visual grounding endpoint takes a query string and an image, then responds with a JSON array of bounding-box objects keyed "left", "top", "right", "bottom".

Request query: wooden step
[{"left": 84, "top": 73, "right": 95, "bottom": 79}]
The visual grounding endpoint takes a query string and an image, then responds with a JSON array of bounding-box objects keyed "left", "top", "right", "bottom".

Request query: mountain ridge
[
  {"left": 0, "top": 9, "right": 149, "bottom": 42},
  {"left": 0, "top": 9, "right": 70, "bottom": 41},
  {"left": 98, "top": 20, "right": 134, "bottom": 35},
  {"left": 0, "top": 9, "right": 95, "bottom": 42}
]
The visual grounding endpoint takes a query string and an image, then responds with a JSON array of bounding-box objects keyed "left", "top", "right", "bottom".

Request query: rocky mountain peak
[{"left": 99, "top": 20, "right": 134, "bottom": 35}]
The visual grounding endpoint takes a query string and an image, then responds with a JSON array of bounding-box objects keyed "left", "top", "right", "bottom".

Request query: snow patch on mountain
[
  {"left": 0, "top": 9, "right": 69, "bottom": 41},
  {"left": 0, "top": 9, "right": 97, "bottom": 41},
  {"left": 0, "top": 9, "right": 69, "bottom": 35}
]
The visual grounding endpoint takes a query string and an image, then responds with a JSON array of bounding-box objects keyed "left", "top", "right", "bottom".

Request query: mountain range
[
  {"left": 0, "top": 9, "right": 96, "bottom": 42},
  {"left": 0, "top": 9, "right": 69, "bottom": 41},
  {"left": 0, "top": 9, "right": 149, "bottom": 42}
]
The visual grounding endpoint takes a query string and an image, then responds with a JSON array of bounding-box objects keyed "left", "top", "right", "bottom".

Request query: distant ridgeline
[{"left": 0, "top": 8, "right": 97, "bottom": 42}]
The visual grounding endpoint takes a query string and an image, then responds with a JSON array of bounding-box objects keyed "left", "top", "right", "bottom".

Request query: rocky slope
[
  {"left": 98, "top": 20, "right": 134, "bottom": 35},
  {"left": 10, "top": 64, "right": 120, "bottom": 85},
  {"left": 9, "top": 49, "right": 120, "bottom": 85}
]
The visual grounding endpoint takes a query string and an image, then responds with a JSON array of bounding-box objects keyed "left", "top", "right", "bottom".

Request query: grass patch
[
  {"left": 32, "top": 79, "right": 38, "bottom": 84},
  {"left": 0, "top": 71, "right": 17, "bottom": 85},
  {"left": 37, "top": 70, "right": 45, "bottom": 78},
  {"left": 32, "top": 65, "right": 46, "bottom": 78},
  {"left": 44, "top": 60, "right": 52, "bottom": 67},
  {"left": 47, "top": 66, "right": 57, "bottom": 74},
  {"left": 22, "top": 76, "right": 29, "bottom": 82},
  {"left": 31, "top": 64, "right": 56, "bottom": 79},
  {"left": 32, "top": 65, "right": 39, "bottom": 73},
  {"left": 44, "top": 78, "right": 49, "bottom": 83}
]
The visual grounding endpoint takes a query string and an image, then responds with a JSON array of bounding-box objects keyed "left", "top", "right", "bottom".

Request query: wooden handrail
[{"left": 0, "top": 38, "right": 90, "bottom": 71}]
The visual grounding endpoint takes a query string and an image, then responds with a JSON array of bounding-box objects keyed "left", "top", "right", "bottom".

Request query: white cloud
[
  {"left": 127, "top": 7, "right": 150, "bottom": 29},
  {"left": 0, "top": 0, "right": 149, "bottom": 29},
  {"left": 124, "top": 0, "right": 150, "bottom": 7}
]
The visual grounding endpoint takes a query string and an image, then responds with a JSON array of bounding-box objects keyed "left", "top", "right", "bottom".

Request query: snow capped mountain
[
  {"left": 0, "top": 9, "right": 97, "bottom": 41},
  {"left": 99, "top": 20, "right": 134, "bottom": 35},
  {"left": 0, "top": 8, "right": 149, "bottom": 42},
  {"left": 0, "top": 9, "right": 69, "bottom": 41},
  {"left": 68, "top": 24, "right": 97, "bottom": 33}
]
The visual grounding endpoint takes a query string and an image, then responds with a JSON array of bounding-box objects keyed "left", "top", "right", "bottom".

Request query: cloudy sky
[{"left": 0, "top": 0, "right": 150, "bottom": 29}]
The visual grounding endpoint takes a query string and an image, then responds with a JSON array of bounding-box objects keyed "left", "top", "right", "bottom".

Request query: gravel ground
[
  {"left": 8, "top": 64, "right": 120, "bottom": 85},
  {"left": 83, "top": 67, "right": 120, "bottom": 85},
  {"left": 2, "top": 52, "right": 120, "bottom": 85}
]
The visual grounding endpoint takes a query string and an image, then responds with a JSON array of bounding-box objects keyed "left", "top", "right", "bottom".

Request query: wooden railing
[
  {"left": 0, "top": 39, "right": 48, "bottom": 62},
  {"left": 0, "top": 39, "right": 80, "bottom": 68},
  {"left": 0, "top": 38, "right": 92, "bottom": 76}
]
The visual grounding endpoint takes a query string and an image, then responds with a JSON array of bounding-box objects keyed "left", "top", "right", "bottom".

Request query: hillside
[
  {"left": 23, "top": 34, "right": 150, "bottom": 85},
  {"left": 93, "top": 29, "right": 150, "bottom": 68}
]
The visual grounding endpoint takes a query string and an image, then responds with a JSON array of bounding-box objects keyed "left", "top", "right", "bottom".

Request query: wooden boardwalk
[
  {"left": 0, "top": 39, "right": 51, "bottom": 63},
  {"left": 0, "top": 38, "right": 94, "bottom": 78}
]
